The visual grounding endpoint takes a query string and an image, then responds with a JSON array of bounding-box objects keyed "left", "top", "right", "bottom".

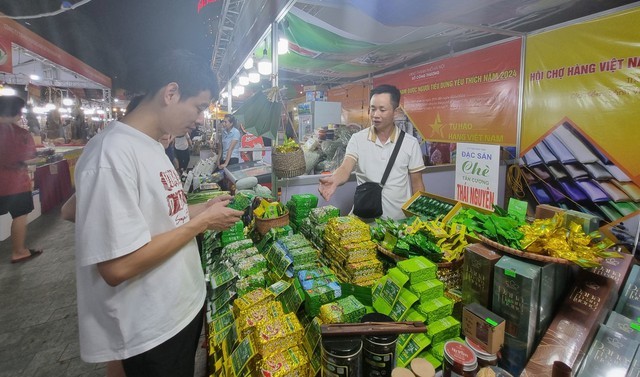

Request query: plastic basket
[{"left": 272, "top": 148, "right": 306, "bottom": 178}]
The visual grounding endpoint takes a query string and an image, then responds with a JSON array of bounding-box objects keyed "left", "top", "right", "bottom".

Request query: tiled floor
[{"left": 0, "top": 206, "right": 207, "bottom": 377}]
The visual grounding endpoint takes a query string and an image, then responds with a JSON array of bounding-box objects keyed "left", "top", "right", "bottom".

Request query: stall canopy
[
  {"left": 212, "top": 0, "right": 637, "bottom": 90},
  {"left": 0, "top": 12, "right": 111, "bottom": 97}
]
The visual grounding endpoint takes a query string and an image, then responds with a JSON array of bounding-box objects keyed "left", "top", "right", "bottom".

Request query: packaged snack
[
  {"left": 319, "top": 295, "right": 366, "bottom": 323},
  {"left": 417, "top": 296, "right": 454, "bottom": 324},
  {"left": 257, "top": 346, "right": 310, "bottom": 377},
  {"left": 233, "top": 288, "right": 274, "bottom": 316},
  {"left": 255, "top": 312, "right": 304, "bottom": 357},
  {"left": 389, "top": 288, "right": 420, "bottom": 321}
]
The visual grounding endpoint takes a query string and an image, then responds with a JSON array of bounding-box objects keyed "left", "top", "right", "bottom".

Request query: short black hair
[
  {"left": 126, "top": 94, "right": 145, "bottom": 113},
  {"left": 370, "top": 84, "right": 401, "bottom": 109},
  {"left": 224, "top": 114, "right": 237, "bottom": 127},
  {"left": 0, "top": 95, "right": 25, "bottom": 117},
  {"left": 143, "top": 50, "right": 219, "bottom": 103}
]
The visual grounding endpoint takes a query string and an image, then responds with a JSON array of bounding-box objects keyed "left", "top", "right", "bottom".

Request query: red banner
[
  {"left": 374, "top": 38, "right": 522, "bottom": 146},
  {"left": 0, "top": 15, "right": 111, "bottom": 88}
]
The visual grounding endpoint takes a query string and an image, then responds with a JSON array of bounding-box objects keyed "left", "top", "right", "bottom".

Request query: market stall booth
[
  {"left": 0, "top": 12, "right": 112, "bottom": 240},
  {"left": 148, "top": 1, "right": 640, "bottom": 376}
]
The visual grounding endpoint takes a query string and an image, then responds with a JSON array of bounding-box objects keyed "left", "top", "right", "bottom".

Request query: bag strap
[{"left": 381, "top": 130, "right": 405, "bottom": 186}]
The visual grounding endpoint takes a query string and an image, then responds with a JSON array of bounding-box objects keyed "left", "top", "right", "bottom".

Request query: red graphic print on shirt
[{"left": 159, "top": 169, "right": 181, "bottom": 191}]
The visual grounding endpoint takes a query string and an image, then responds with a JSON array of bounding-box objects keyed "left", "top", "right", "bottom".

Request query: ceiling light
[
  {"left": 278, "top": 38, "right": 289, "bottom": 55},
  {"left": 29, "top": 74, "right": 41, "bottom": 81},
  {"left": 238, "top": 72, "right": 250, "bottom": 86},
  {"left": 258, "top": 50, "right": 272, "bottom": 76},
  {"left": 243, "top": 56, "right": 254, "bottom": 70},
  {"left": 248, "top": 68, "right": 260, "bottom": 83},
  {"left": 0, "top": 87, "right": 17, "bottom": 96}
]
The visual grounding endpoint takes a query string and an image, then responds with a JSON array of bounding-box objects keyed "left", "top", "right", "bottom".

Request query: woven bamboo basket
[
  {"left": 272, "top": 148, "right": 306, "bottom": 178},
  {"left": 376, "top": 245, "right": 464, "bottom": 290},
  {"left": 477, "top": 234, "right": 574, "bottom": 265},
  {"left": 255, "top": 210, "right": 290, "bottom": 235}
]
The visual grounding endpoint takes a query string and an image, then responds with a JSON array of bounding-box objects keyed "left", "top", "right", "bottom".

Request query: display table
[
  {"left": 223, "top": 160, "right": 273, "bottom": 193},
  {"left": 55, "top": 146, "right": 84, "bottom": 187},
  {"left": 34, "top": 159, "right": 73, "bottom": 213}
]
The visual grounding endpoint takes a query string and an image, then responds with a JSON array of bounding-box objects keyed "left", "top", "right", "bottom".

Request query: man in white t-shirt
[
  {"left": 74, "top": 50, "right": 243, "bottom": 377},
  {"left": 318, "top": 84, "right": 426, "bottom": 220}
]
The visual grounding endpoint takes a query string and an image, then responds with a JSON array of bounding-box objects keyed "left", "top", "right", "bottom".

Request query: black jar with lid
[
  {"left": 322, "top": 337, "right": 363, "bottom": 376},
  {"left": 361, "top": 313, "right": 399, "bottom": 376}
]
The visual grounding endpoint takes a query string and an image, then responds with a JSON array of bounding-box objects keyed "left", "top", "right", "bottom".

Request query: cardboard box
[
  {"left": 492, "top": 255, "right": 541, "bottom": 376},
  {"left": 534, "top": 204, "right": 565, "bottom": 220},
  {"left": 462, "top": 302, "right": 505, "bottom": 354},
  {"left": 615, "top": 264, "right": 640, "bottom": 320},
  {"left": 589, "top": 252, "right": 635, "bottom": 294},
  {"left": 521, "top": 270, "right": 619, "bottom": 377},
  {"left": 575, "top": 324, "right": 639, "bottom": 377},
  {"left": 605, "top": 311, "right": 640, "bottom": 342},
  {"left": 401, "top": 191, "right": 457, "bottom": 219},
  {"left": 461, "top": 243, "right": 502, "bottom": 309}
]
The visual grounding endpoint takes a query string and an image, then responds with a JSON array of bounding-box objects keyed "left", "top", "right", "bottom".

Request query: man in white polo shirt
[{"left": 319, "top": 84, "right": 425, "bottom": 220}]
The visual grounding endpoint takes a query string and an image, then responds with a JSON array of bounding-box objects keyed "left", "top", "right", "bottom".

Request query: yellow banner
[{"left": 522, "top": 7, "right": 640, "bottom": 183}]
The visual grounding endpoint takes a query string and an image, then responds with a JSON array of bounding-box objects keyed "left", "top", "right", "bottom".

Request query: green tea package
[
  {"left": 417, "top": 296, "right": 453, "bottom": 324},
  {"left": 373, "top": 267, "right": 409, "bottom": 315},
  {"left": 319, "top": 295, "right": 366, "bottom": 323},
  {"left": 279, "top": 233, "right": 311, "bottom": 251},
  {"left": 418, "top": 350, "right": 442, "bottom": 369},
  {"left": 309, "top": 205, "right": 340, "bottom": 224},
  {"left": 429, "top": 336, "right": 465, "bottom": 361},
  {"left": 427, "top": 316, "right": 461, "bottom": 344},
  {"left": 397, "top": 256, "right": 437, "bottom": 284},
  {"left": 397, "top": 333, "right": 432, "bottom": 367},
  {"left": 389, "top": 288, "right": 420, "bottom": 321},
  {"left": 397, "top": 309, "right": 427, "bottom": 353},
  {"left": 235, "top": 254, "right": 267, "bottom": 278},
  {"left": 410, "top": 279, "right": 445, "bottom": 303},
  {"left": 304, "top": 281, "right": 342, "bottom": 316}
]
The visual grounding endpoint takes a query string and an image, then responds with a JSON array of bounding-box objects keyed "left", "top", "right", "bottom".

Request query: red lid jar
[{"left": 443, "top": 341, "right": 478, "bottom": 377}]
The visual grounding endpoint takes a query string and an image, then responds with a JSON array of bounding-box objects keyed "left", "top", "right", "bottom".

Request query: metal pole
[{"left": 271, "top": 22, "right": 280, "bottom": 199}]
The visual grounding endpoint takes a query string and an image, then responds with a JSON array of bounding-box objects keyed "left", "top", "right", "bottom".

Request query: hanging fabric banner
[
  {"left": 522, "top": 7, "right": 640, "bottom": 184},
  {"left": 374, "top": 38, "right": 522, "bottom": 146}
]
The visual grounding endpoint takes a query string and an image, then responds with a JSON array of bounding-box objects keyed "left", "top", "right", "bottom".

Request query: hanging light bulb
[
  {"left": 278, "top": 38, "right": 289, "bottom": 55},
  {"left": 243, "top": 56, "right": 254, "bottom": 70},
  {"left": 238, "top": 71, "right": 250, "bottom": 86},
  {"left": 232, "top": 84, "right": 245, "bottom": 97},
  {"left": 248, "top": 67, "right": 260, "bottom": 83},
  {"left": 257, "top": 42, "right": 272, "bottom": 76},
  {"left": 62, "top": 97, "right": 74, "bottom": 106}
]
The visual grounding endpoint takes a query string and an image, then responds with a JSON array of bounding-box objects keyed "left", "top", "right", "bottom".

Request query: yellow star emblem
[{"left": 429, "top": 113, "right": 445, "bottom": 138}]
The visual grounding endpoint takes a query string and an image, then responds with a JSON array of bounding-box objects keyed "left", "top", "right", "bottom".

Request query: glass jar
[
  {"left": 443, "top": 341, "right": 478, "bottom": 377},
  {"left": 322, "top": 337, "right": 363, "bottom": 377},
  {"left": 465, "top": 338, "right": 498, "bottom": 367}
]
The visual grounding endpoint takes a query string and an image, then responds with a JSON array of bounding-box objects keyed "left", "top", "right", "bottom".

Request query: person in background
[
  {"left": 219, "top": 114, "right": 241, "bottom": 170},
  {"left": 0, "top": 95, "right": 43, "bottom": 263},
  {"left": 25, "top": 104, "right": 41, "bottom": 137},
  {"left": 318, "top": 84, "right": 426, "bottom": 220},
  {"left": 174, "top": 132, "right": 192, "bottom": 174},
  {"left": 73, "top": 50, "right": 243, "bottom": 377}
]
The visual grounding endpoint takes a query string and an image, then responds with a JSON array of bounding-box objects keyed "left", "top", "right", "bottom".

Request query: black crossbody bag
[{"left": 352, "top": 131, "right": 405, "bottom": 218}]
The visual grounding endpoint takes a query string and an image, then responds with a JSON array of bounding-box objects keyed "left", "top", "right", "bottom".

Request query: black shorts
[
  {"left": 0, "top": 192, "right": 34, "bottom": 218},
  {"left": 121, "top": 306, "right": 204, "bottom": 377}
]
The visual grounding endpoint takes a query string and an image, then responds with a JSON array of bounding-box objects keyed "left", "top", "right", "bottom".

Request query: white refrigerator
[{"left": 297, "top": 101, "right": 342, "bottom": 139}]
